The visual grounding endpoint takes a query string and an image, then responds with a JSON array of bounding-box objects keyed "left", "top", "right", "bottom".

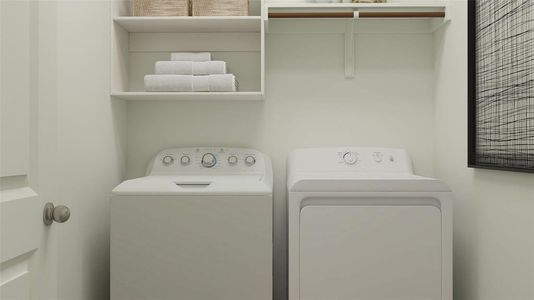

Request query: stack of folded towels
[{"left": 144, "top": 52, "right": 238, "bottom": 92}]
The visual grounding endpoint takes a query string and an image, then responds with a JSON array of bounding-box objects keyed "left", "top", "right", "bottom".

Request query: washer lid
[
  {"left": 112, "top": 175, "right": 272, "bottom": 196},
  {"left": 288, "top": 173, "right": 450, "bottom": 192}
]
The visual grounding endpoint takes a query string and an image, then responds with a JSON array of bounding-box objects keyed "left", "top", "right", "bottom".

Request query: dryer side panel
[{"left": 300, "top": 204, "right": 441, "bottom": 300}]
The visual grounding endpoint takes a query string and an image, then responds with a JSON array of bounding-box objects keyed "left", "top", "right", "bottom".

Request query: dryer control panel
[
  {"left": 148, "top": 147, "right": 269, "bottom": 176},
  {"left": 288, "top": 147, "right": 414, "bottom": 174}
]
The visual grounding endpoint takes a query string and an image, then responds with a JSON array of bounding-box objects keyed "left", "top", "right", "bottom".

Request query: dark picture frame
[{"left": 468, "top": 0, "right": 534, "bottom": 173}]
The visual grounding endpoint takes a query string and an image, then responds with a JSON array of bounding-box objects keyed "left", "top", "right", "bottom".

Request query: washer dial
[
  {"left": 244, "top": 156, "right": 256, "bottom": 166},
  {"left": 162, "top": 155, "right": 175, "bottom": 166},
  {"left": 180, "top": 155, "right": 191, "bottom": 166},
  {"left": 201, "top": 153, "right": 217, "bottom": 168},
  {"left": 228, "top": 155, "right": 238, "bottom": 166}
]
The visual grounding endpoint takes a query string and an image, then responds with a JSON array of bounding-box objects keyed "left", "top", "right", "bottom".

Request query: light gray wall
[
  {"left": 54, "top": 1, "right": 127, "bottom": 299},
  {"left": 49, "top": 1, "right": 534, "bottom": 300},
  {"left": 126, "top": 31, "right": 436, "bottom": 299},
  {"left": 433, "top": 1, "right": 534, "bottom": 299}
]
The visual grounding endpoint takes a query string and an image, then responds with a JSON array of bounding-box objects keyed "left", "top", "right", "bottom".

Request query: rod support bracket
[{"left": 344, "top": 14, "right": 356, "bottom": 79}]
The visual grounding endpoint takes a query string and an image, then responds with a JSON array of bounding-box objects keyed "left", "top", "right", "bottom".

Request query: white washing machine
[
  {"left": 287, "top": 147, "right": 452, "bottom": 300},
  {"left": 111, "top": 147, "right": 272, "bottom": 300}
]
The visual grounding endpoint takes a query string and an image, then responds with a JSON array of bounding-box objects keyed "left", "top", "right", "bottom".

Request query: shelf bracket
[
  {"left": 431, "top": 2, "right": 451, "bottom": 32},
  {"left": 344, "top": 12, "right": 356, "bottom": 79}
]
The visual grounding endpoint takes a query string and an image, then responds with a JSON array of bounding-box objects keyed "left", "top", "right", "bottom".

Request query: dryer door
[{"left": 300, "top": 201, "right": 441, "bottom": 300}]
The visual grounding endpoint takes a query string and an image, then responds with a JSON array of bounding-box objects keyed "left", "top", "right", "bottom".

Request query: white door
[
  {"left": 1, "top": 1, "right": 64, "bottom": 299},
  {"left": 300, "top": 203, "right": 442, "bottom": 300}
]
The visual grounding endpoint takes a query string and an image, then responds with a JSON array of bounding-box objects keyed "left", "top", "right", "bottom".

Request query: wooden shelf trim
[{"left": 268, "top": 11, "right": 446, "bottom": 19}]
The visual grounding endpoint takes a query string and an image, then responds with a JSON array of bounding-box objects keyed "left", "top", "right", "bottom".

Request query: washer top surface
[
  {"left": 113, "top": 147, "right": 272, "bottom": 196},
  {"left": 287, "top": 147, "right": 450, "bottom": 192}
]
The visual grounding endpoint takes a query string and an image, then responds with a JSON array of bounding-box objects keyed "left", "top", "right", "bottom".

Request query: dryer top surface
[{"left": 287, "top": 147, "right": 450, "bottom": 192}]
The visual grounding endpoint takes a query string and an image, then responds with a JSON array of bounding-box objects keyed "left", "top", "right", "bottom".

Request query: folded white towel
[
  {"left": 155, "top": 61, "right": 227, "bottom": 75},
  {"left": 145, "top": 75, "right": 192, "bottom": 92},
  {"left": 208, "top": 74, "right": 236, "bottom": 92},
  {"left": 171, "top": 52, "right": 211, "bottom": 62},
  {"left": 144, "top": 74, "right": 237, "bottom": 92}
]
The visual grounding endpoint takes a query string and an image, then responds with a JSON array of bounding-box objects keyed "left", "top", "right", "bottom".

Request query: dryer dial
[
  {"left": 201, "top": 153, "right": 217, "bottom": 168},
  {"left": 343, "top": 152, "right": 357, "bottom": 165}
]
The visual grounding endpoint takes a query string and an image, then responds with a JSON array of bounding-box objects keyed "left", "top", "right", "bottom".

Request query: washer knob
[
  {"left": 228, "top": 155, "right": 238, "bottom": 166},
  {"left": 343, "top": 152, "right": 357, "bottom": 165},
  {"left": 201, "top": 153, "right": 217, "bottom": 168},
  {"left": 244, "top": 156, "right": 256, "bottom": 166},
  {"left": 180, "top": 155, "right": 191, "bottom": 166},
  {"left": 162, "top": 155, "right": 175, "bottom": 166}
]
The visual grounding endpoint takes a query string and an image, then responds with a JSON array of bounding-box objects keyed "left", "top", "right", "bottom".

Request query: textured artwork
[{"left": 469, "top": 0, "right": 534, "bottom": 172}]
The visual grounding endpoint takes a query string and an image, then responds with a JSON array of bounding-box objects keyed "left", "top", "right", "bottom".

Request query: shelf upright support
[
  {"left": 344, "top": 11, "right": 357, "bottom": 79},
  {"left": 263, "top": 2, "right": 270, "bottom": 34}
]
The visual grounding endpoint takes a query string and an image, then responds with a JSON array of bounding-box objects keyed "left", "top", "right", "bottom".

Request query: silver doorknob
[{"left": 43, "top": 202, "right": 71, "bottom": 225}]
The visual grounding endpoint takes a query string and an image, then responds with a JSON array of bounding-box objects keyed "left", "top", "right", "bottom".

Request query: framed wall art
[{"left": 468, "top": 0, "right": 534, "bottom": 173}]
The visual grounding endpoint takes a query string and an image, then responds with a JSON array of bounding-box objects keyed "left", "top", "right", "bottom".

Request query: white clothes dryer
[{"left": 287, "top": 147, "right": 452, "bottom": 300}]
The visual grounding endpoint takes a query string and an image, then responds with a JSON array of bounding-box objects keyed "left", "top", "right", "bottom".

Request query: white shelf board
[
  {"left": 264, "top": 2, "right": 449, "bottom": 34},
  {"left": 114, "top": 16, "right": 262, "bottom": 33},
  {"left": 264, "top": 2, "right": 447, "bottom": 19},
  {"left": 111, "top": 92, "right": 264, "bottom": 101}
]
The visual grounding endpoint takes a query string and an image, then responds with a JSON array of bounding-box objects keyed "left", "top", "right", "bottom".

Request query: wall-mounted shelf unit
[
  {"left": 263, "top": 1, "right": 449, "bottom": 78},
  {"left": 111, "top": 1, "right": 451, "bottom": 99},
  {"left": 111, "top": 0, "right": 264, "bottom": 102},
  {"left": 263, "top": 2, "right": 449, "bottom": 33}
]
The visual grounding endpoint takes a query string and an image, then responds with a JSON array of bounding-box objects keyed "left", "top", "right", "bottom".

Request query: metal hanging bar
[
  {"left": 269, "top": 12, "right": 353, "bottom": 18},
  {"left": 359, "top": 11, "right": 445, "bottom": 18},
  {"left": 268, "top": 11, "right": 445, "bottom": 19}
]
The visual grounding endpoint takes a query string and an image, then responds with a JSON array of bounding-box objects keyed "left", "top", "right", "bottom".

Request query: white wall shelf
[
  {"left": 264, "top": 2, "right": 449, "bottom": 33},
  {"left": 263, "top": 1, "right": 449, "bottom": 78},
  {"left": 111, "top": 92, "right": 264, "bottom": 101},
  {"left": 114, "top": 16, "right": 262, "bottom": 33},
  {"left": 111, "top": 0, "right": 264, "bottom": 101},
  {"left": 264, "top": 2, "right": 448, "bottom": 16}
]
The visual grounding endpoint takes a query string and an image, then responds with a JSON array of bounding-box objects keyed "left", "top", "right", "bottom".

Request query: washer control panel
[{"left": 149, "top": 147, "right": 266, "bottom": 175}]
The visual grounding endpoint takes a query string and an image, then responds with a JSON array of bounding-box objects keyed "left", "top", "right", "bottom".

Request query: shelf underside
[
  {"left": 111, "top": 92, "right": 264, "bottom": 101},
  {"left": 114, "top": 16, "right": 261, "bottom": 33},
  {"left": 265, "top": 2, "right": 447, "bottom": 20},
  {"left": 265, "top": 2, "right": 447, "bottom": 10}
]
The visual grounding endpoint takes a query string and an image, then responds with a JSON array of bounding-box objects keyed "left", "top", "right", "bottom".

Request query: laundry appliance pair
[{"left": 111, "top": 147, "right": 452, "bottom": 300}]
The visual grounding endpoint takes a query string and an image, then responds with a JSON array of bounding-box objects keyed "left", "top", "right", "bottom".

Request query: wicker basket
[
  {"left": 132, "top": 0, "right": 190, "bottom": 16},
  {"left": 192, "top": 0, "right": 249, "bottom": 16}
]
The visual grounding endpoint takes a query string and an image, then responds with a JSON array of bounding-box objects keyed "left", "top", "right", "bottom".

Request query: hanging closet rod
[{"left": 268, "top": 11, "right": 446, "bottom": 19}]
